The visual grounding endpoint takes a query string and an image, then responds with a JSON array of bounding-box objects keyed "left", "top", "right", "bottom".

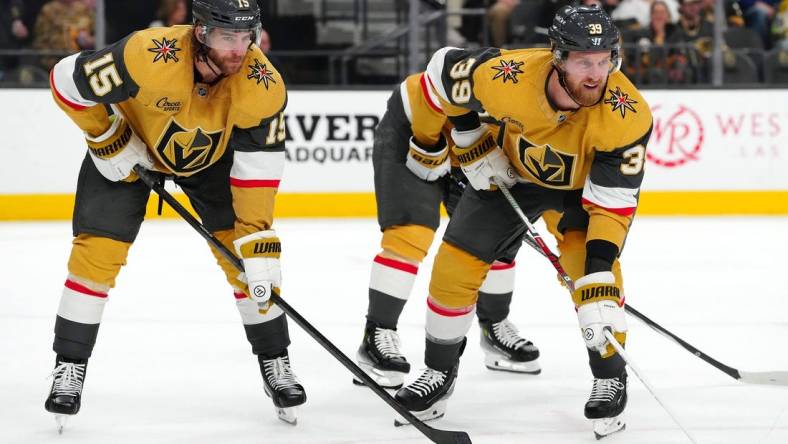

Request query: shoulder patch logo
[
  {"left": 247, "top": 59, "right": 276, "bottom": 89},
  {"left": 604, "top": 86, "right": 638, "bottom": 118},
  {"left": 491, "top": 59, "right": 524, "bottom": 84},
  {"left": 148, "top": 37, "right": 181, "bottom": 63}
]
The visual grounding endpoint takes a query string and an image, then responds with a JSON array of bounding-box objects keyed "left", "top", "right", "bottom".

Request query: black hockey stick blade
[
  {"left": 625, "top": 305, "right": 788, "bottom": 387},
  {"left": 134, "top": 166, "right": 472, "bottom": 444}
]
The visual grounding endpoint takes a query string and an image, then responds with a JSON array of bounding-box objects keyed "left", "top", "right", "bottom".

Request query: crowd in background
[{"left": 1, "top": 0, "right": 786, "bottom": 85}]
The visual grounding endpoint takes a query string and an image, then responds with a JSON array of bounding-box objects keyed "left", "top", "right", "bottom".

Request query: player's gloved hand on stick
[
  {"left": 405, "top": 136, "right": 451, "bottom": 181},
  {"left": 451, "top": 124, "right": 516, "bottom": 191},
  {"left": 85, "top": 114, "right": 154, "bottom": 182},
  {"left": 573, "top": 271, "right": 628, "bottom": 357},
  {"left": 234, "top": 230, "right": 282, "bottom": 311}
]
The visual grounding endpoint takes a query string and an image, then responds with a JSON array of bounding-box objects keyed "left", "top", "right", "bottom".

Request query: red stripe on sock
[
  {"left": 234, "top": 291, "right": 247, "bottom": 300},
  {"left": 64, "top": 279, "right": 107, "bottom": 298},
  {"left": 373, "top": 255, "right": 418, "bottom": 274},
  {"left": 427, "top": 298, "right": 473, "bottom": 317},
  {"left": 490, "top": 261, "right": 515, "bottom": 271}
]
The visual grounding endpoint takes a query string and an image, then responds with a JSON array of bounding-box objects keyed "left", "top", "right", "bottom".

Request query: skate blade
[
  {"left": 393, "top": 399, "right": 447, "bottom": 427},
  {"left": 592, "top": 415, "right": 626, "bottom": 440},
  {"left": 276, "top": 406, "right": 298, "bottom": 425},
  {"left": 353, "top": 360, "right": 406, "bottom": 389},
  {"left": 54, "top": 414, "right": 68, "bottom": 434},
  {"left": 484, "top": 355, "right": 541, "bottom": 374}
]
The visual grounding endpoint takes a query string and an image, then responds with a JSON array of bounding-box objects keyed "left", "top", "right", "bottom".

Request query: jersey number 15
[{"left": 83, "top": 53, "right": 123, "bottom": 97}]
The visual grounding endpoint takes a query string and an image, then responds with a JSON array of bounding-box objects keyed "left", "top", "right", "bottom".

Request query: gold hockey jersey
[
  {"left": 425, "top": 47, "right": 653, "bottom": 249},
  {"left": 50, "top": 25, "right": 287, "bottom": 236}
]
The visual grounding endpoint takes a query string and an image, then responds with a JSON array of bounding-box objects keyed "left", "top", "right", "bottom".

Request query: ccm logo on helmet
[{"left": 235, "top": 16, "right": 255, "bottom": 21}]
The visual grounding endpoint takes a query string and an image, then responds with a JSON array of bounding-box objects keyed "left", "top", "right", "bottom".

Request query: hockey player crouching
[
  {"left": 355, "top": 70, "right": 543, "bottom": 390},
  {"left": 394, "top": 5, "right": 652, "bottom": 439},
  {"left": 45, "top": 0, "right": 305, "bottom": 430}
]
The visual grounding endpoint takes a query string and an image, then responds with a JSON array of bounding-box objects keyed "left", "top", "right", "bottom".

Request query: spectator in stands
[
  {"left": 149, "top": 0, "right": 189, "bottom": 28},
  {"left": 667, "top": 0, "right": 714, "bottom": 81},
  {"left": 739, "top": 0, "right": 780, "bottom": 47},
  {"left": 32, "top": 0, "right": 95, "bottom": 71},
  {"left": 612, "top": 0, "right": 680, "bottom": 28},
  {"left": 0, "top": 1, "right": 27, "bottom": 77},
  {"left": 488, "top": 0, "right": 520, "bottom": 46},
  {"left": 774, "top": 0, "right": 788, "bottom": 48},
  {"left": 623, "top": 0, "right": 677, "bottom": 83}
]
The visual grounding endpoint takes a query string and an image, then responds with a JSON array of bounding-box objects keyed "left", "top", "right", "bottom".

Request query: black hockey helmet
[
  {"left": 193, "top": 0, "right": 261, "bottom": 50},
  {"left": 548, "top": 5, "right": 621, "bottom": 73}
]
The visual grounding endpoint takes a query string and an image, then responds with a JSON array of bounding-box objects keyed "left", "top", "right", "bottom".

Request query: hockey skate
[
  {"left": 45, "top": 355, "right": 88, "bottom": 434},
  {"left": 585, "top": 370, "right": 628, "bottom": 440},
  {"left": 479, "top": 319, "right": 541, "bottom": 374},
  {"left": 353, "top": 323, "right": 410, "bottom": 389},
  {"left": 259, "top": 350, "right": 306, "bottom": 425},
  {"left": 393, "top": 363, "right": 459, "bottom": 426}
]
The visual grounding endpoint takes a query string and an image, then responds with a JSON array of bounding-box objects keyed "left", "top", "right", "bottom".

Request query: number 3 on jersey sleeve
[{"left": 620, "top": 144, "right": 645, "bottom": 176}]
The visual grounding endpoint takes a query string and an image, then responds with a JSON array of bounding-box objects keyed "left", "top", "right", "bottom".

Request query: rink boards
[{"left": 1, "top": 88, "right": 787, "bottom": 219}]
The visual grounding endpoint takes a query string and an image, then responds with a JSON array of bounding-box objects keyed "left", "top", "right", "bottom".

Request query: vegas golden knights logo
[
  {"left": 518, "top": 137, "right": 576, "bottom": 188},
  {"left": 155, "top": 120, "right": 223, "bottom": 173}
]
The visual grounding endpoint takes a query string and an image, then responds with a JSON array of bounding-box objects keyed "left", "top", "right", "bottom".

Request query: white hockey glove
[
  {"left": 451, "top": 124, "right": 516, "bottom": 191},
  {"left": 86, "top": 114, "right": 154, "bottom": 182},
  {"left": 573, "top": 271, "right": 628, "bottom": 358},
  {"left": 405, "top": 137, "right": 451, "bottom": 181},
  {"left": 233, "top": 230, "right": 282, "bottom": 310}
]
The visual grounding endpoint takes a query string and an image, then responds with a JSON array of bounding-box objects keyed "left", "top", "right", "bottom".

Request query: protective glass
[{"left": 198, "top": 25, "right": 261, "bottom": 51}]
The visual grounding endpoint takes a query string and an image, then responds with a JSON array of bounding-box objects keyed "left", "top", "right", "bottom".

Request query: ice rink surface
[{"left": 1, "top": 216, "right": 787, "bottom": 444}]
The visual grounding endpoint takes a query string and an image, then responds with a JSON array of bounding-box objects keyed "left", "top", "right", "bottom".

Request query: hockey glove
[
  {"left": 405, "top": 136, "right": 450, "bottom": 181},
  {"left": 451, "top": 124, "right": 516, "bottom": 191},
  {"left": 86, "top": 114, "right": 154, "bottom": 182},
  {"left": 233, "top": 230, "right": 282, "bottom": 311},
  {"left": 573, "top": 271, "right": 627, "bottom": 358}
]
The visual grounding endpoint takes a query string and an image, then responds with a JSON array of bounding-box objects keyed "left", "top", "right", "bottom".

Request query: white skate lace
[
  {"left": 588, "top": 377, "right": 625, "bottom": 402},
  {"left": 263, "top": 355, "right": 300, "bottom": 390},
  {"left": 492, "top": 319, "right": 531, "bottom": 350},
  {"left": 405, "top": 368, "right": 447, "bottom": 397},
  {"left": 49, "top": 362, "right": 86, "bottom": 397},
  {"left": 374, "top": 328, "right": 405, "bottom": 359}
]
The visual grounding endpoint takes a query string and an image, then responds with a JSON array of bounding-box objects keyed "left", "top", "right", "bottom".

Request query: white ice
[{"left": 1, "top": 217, "right": 787, "bottom": 444}]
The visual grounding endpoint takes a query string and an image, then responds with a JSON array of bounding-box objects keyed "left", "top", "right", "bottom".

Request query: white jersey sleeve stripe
[
  {"left": 230, "top": 150, "right": 284, "bottom": 182},
  {"left": 399, "top": 81, "right": 413, "bottom": 123},
  {"left": 51, "top": 53, "right": 97, "bottom": 110},
  {"left": 582, "top": 179, "right": 638, "bottom": 215},
  {"left": 425, "top": 47, "right": 459, "bottom": 104}
]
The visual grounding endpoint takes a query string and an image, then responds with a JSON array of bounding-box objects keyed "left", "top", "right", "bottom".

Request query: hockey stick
[
  {"left": 134, "top": 166, "right": 472, "bottom": 444},
  {"left": 505, "top": 192, "right": 788, "bottom": 387},
  {"left": 493, "top": 179, "right": 698, "bottom": 442},
  {"left": 604, "top": 330, "right": 698, "bottom": 443}
]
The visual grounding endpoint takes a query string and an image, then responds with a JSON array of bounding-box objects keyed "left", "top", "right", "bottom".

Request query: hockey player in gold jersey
[
  {"left": 355, "top": 71, "right": 542, "bottom": 390},
  {"left": 45, "top": 0, "right": 305, "bottom": 430},
  {"left": 394, "top": 5, "right": 652, "bottom": 439}
]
